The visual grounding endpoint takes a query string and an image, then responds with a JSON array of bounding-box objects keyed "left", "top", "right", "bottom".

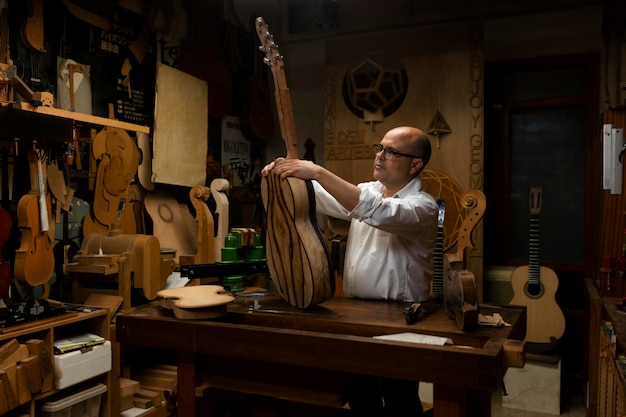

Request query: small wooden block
[
  {"left": 0, "top": 339, "right": 19, "bottom": 364},
  {"left": 19, "top": 356, "right": 42, "bottom": 393},
  {"left": 0, "top": 362, "right": 17, "bottom": 391},
  {"left": 0, "top": 379, "right": 8, "bottom": 414},
  {"left": 15, "top": 364, "right": 31, "bottom": 405},
  {"left": 136, "top": 388, "right": 165, "bottom": 407},
  {"left": 0, "top": 344, "right": 29, "bottom": 369},
  {"left": 134, "top": 396, "right": 153, "bottom": 409},
  {"left": 120, "top": 377, "right": 140, "bottom": 397},
  {"left": 132, "top": 375, "right": 176, "bottom": 392},
  {"left": 120, "top": 394, "right": 135, "bottom": 411},
  {"left": 25, "top": 339, "right": 53, "bottom": 393},
  {"left": 0, "top": 369, "right": 17, "bottom": 409}
]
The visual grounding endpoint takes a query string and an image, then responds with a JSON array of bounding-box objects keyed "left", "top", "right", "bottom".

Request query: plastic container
[
  {"left": 39, "top": 383, "right": 107, "bottom": 417},
  {"left": 54, "top": 340, "right": 111, "bottom": 389}
]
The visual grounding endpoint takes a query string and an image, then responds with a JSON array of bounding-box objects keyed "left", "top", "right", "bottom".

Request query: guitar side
[
  {"left": 510, "top": 265, "right": 565, "bottom": 343},
  {"left": 261, "top": 173, "right": 334, "bottom": 308}
]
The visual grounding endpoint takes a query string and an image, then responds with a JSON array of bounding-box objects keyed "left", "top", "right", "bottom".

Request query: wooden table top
[{"left": 117, "top": 295, "right": 526, "bottom": 391}]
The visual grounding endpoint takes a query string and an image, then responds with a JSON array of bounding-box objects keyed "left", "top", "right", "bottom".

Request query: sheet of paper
[{"left": 373, "top": 332, "right": 452, "bottom": 346}]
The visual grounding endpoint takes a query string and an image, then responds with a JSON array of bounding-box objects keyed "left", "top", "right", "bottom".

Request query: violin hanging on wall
[{"left": 14, "top": 148, "right": 55, "bottom": 292}]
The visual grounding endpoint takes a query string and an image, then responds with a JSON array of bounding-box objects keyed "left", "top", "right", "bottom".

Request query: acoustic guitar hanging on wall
[
  {"left": 510, "top": 186, "right": 565, "bottom": 344},
  {"left": 256, "top": 17, "right": 334, "bottom": 308}
]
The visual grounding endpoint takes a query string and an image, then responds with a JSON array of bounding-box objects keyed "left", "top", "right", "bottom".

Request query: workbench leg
[
  {"left": 433, "top": 385, "right": 491, "bottom": 417},
  {"left": 177, "top": 351, "right": 197, "bottom": 417},
  {"left": 118, "top": 256, "right": 131, "bottom": 310}
]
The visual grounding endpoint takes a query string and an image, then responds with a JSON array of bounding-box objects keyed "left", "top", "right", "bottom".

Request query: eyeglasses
[{"left": 372, "top": 144, "right": 421, "bottom": 160}]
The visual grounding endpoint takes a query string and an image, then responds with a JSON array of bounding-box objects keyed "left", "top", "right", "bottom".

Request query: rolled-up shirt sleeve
[
  {"left": 350, "top": 181, "right": 438, "bottom": 240},
  {"left": 312, "top": 177, "right": 438, "bottom": 302}
]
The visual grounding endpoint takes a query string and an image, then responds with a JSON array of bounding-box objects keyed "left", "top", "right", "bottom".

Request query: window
[{"left": 484, "top": 54, "right": 599, "bottom": 309}]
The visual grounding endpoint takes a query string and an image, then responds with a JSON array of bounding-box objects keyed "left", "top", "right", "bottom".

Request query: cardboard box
[{"left": 54, "top": 341, "right": 111, "bottom": 389}]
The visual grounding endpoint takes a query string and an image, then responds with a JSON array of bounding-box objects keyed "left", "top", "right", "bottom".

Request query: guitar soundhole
[{"left": 525, "top": 283, "right": 543, "bottom": 298}]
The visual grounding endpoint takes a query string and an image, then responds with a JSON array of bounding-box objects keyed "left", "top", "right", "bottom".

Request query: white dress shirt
[{"left": 312, "top": 177, "right": 437, "bottom": 302}]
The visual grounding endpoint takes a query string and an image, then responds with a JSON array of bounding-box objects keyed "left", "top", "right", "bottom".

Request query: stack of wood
[
  {"left": 120, "top": 377, "right": 166, "bottom": 414},
  {"left": 0, "top": 338, "right": 54, "bottom": 413},
  {"left": 120, "top": 364, "right": 177, "bottom": 417}
]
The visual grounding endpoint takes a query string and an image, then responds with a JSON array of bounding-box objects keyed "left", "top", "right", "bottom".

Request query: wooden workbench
[{"left": 116, "top": 295, "right": 526, "bottom": 417}]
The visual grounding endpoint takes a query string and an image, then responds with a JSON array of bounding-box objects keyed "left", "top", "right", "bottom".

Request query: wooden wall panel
[{"left": 322, "top": 23, "right": 485, "bottom": 297}]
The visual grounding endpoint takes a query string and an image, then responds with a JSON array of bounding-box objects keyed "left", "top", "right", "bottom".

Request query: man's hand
[{"left": 261, "top": 157, "right": 361, "bottom": 211}]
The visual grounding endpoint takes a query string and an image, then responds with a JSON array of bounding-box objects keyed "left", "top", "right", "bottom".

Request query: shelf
[
  {"left": 0, "top": 103, "right": 150, "bottom": 144},
  {"left": 0, "top": 307, "right": 113, "bottom": 417}
]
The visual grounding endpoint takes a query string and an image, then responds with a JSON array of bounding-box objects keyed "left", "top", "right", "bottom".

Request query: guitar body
[
  {"left": 510, "top": 265, "right": 565, "bottom": 343},
  {"left": 262, "top": 173, "right": 334, "bottom": 308},
  {"left": 510, "top": 186, "right": 565, "bottom": 344}
]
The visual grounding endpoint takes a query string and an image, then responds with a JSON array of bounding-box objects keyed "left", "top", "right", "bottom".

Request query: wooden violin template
[
  {"left": 443, "top": 189, "right": 486, "bottom": 331},
  {"left": 256, "top": 17, "right": 334, "bottom": 308},
  {"left": 84, "top": 127, "right": 139, "bottom": 235}
]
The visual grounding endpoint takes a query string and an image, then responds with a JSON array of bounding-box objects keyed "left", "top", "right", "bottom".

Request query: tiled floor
[{"left": 491, "top": 373, "right": 587, "bottom": 417}]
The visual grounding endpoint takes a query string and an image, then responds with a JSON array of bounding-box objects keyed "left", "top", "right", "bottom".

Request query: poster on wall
[{"left": 222, "top": 115, "right": 262, "bottom": 187}]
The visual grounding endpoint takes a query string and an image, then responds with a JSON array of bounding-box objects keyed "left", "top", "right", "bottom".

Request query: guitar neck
[
  {"left": 256, "top": 17, "right": 299, "bottom": 159},
  {"left": 432, "top": 198, "right": 445, "bottom": 295},
  {"left": 528, "top": 214, "right": 540, "bottom": 285},
  {"left": 432, "top": 225, "right": 444, "bottom": 294},
  {"left": 274, "top": 86, "right": 298, "bottom": 159}
]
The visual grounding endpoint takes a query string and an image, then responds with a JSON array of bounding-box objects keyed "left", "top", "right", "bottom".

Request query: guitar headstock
[
  {"left": 436, "top": 198, "right": 446, "bottom": 227},
  {"left": 529, "top": 186, "right": 542, "bottom": 216},
  {"left": 255, "top": 17, "right": 283, "bottom": 72}
]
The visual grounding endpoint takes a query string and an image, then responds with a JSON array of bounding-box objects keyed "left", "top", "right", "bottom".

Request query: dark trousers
[{"left": 346, "top": 376, "right": 424, "bottom": 417}]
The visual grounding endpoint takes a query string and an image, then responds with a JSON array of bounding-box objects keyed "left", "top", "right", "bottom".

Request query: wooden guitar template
[{"left": 256, "top": 17, "right": 334, "bottom": 308}]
